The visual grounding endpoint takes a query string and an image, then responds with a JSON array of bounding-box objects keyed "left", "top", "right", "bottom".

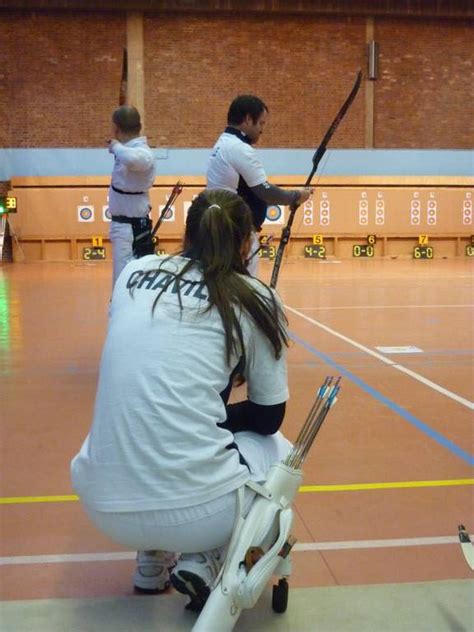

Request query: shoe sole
[
  {"left": 133, "top": 579, "right": 170, "bottom": 595},
  {"left": 171, "top": 570, "right": 210, "bottom": 612},
  {"left": 133, "top": 564, "right": 175, "bottom": 594}
]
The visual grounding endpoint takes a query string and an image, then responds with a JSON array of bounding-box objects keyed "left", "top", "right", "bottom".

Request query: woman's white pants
[{"left": 82, "top": 431, "right": 292, "bottom": 553}]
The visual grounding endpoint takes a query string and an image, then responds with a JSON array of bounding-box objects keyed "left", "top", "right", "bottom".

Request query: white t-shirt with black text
[{"left": 71, "top": 255, "right": 289, "bottom": 512}]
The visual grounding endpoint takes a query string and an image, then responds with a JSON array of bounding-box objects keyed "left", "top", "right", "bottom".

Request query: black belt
[
  {"left": 111, "top": 184, "right": 145, "bottom": 195},
  {"left": 112, "top": 215, "right": 149, "bottom": 226}
]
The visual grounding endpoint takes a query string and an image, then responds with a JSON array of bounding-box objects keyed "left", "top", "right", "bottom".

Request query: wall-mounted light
[{"left": 368, "top": 41, "right": 379, "bottom": 80}]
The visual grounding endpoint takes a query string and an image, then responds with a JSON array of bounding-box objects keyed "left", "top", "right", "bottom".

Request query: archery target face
[
  {"left": 158, "top": 205, "right": 175, "bottom": 222},
  {"left": 463, "top": 198, "right": 472, "bottom": 225},
  {"left": 102, "top": 205, "right": 112, "bottom": 222},
  {"left": 264, "top": 205, "right": 284, "bottom": 224},
  {"left": 319, "top": 198, "right": 330, "bottom": 226},
  {"left": 78, "top": 205, "right": 94, "bottom": 222}
]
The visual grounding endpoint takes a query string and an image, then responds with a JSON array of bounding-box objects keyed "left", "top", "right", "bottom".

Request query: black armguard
[{"left": 219, "top": 400, "right": 286, "bottom": 436}]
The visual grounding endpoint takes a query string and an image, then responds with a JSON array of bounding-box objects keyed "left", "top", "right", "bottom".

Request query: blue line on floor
[{"left": 290, "top": 331, "right": 474, "bottom": 467}]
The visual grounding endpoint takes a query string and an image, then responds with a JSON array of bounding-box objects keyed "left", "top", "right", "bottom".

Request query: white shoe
[
  {"left": 133, "top": 550, "right": 178, "bottom": 594},
  {"left": 170, "top": 547, "right": 224, "bottom": 611}
]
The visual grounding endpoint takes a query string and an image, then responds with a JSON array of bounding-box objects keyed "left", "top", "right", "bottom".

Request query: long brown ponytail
[{"left": 145, "top": 189, "right": 288, "bottom": 367}]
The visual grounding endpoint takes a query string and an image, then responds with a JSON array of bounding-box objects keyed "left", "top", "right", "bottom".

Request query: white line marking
[
  {"left": 0, "top": 552, "right": 135, "bottom": 565},
  {"left": 0, "top": 537, "right": 460, "bottom": 565},
  {"left": 286, "top": 305, "right": 474, "bottom": 411},
  {"left": 290, "top": 304, "right": 474, "bottom": 311},
  {"left": 392, "top": 364, "right": 474, "bottom": 408},
  {"left": 376, "top": 346, "right": 423, "bottom": 354},
  {"left": 295, "top": 536, "right": 459, "bottom": 551}
]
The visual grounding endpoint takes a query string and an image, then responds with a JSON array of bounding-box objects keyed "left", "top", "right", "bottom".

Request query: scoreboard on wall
[
  {"left": 300, "top": 232, "right": 474, "bottom": 259},
  {"left": 353, "top": 234, "right": 376, "bottom": 257},
  {"left": 304, "top": 234, "right": 326, "bottom": 258},
  {"left": 83, "top": 236, "right": 106, "bottom": 260},
  {"left": 466, "top": 235, "right": 474, "bottom": 257},
  {"left": 0, "top": 196, "right": 17, "bottom": 215},
  {"left": 413, "top": 234, "right": 433, "bottom": 259}
]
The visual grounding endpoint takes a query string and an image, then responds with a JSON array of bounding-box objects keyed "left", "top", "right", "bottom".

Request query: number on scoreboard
[
  {"left": 413, "top": 245, "right": 433, "bottom": 259},
  {"left": 353, "top": 244, "right": 374, "bottom": 257}
]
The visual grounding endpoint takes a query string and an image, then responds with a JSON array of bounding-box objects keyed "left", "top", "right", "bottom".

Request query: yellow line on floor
[
  {"left": 1, "top": 479, "right": 473, "bottom": 505},
  {"left": 0, "top": 495, "right": 78, "bottom": 505},
  {"left": 299, "top": 479, "right": 474, "bottom": 492}
]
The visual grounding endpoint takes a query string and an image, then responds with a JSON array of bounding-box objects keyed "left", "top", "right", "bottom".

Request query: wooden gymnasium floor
[{"left": 0, "top": 257, "right": 473, "bottom": 631}]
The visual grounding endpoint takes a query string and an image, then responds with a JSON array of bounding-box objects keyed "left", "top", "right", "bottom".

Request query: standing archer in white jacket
[
  {"left": 108, "top": 106, "right": 156, "bottom": 287},
  {"left": 207, "top": 95, "right": 312, "bottom": 276}
]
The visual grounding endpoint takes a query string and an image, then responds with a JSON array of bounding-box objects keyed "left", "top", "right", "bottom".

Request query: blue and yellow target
[
  {"left": 266, "top": 205, "right": 283, "bottom": 222},
  {"left": 78, "top": 206, "right": 94, "bottom": 222}
]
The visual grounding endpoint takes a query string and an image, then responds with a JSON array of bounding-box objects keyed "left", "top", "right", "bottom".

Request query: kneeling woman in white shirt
[{"left": 71, "top": 188, "right": 291, "bottom": 611}]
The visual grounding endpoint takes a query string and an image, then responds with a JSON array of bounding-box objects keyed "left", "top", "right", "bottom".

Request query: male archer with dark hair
[{"left": 207, "top": 94, "right": 312, "bottom": 276}]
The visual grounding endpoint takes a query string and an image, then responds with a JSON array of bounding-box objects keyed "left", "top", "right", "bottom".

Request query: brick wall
[
  {"left": 0, "top": 10, "right": 472, "bottom": 149},
  {"left": 0, "top": 11, "right": 126, "bottom": 146},
  {"left": 143, "top": 14, "right": 365, "bottom": 148},
  {"left": 375, "top": 17, "right": 474, "bottom": 148}
]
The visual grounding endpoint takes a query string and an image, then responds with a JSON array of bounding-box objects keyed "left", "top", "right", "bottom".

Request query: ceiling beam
[{"left": 0, "top": 0, "right": 472, "bottom": 19}]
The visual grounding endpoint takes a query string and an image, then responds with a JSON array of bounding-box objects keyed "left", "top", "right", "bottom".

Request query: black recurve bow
[
  {"left": 118, "top": 48, "right": 128, "bottom": 106},
  {"left": 270, "top": 70, "right": 363, "bottom": 289}
]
